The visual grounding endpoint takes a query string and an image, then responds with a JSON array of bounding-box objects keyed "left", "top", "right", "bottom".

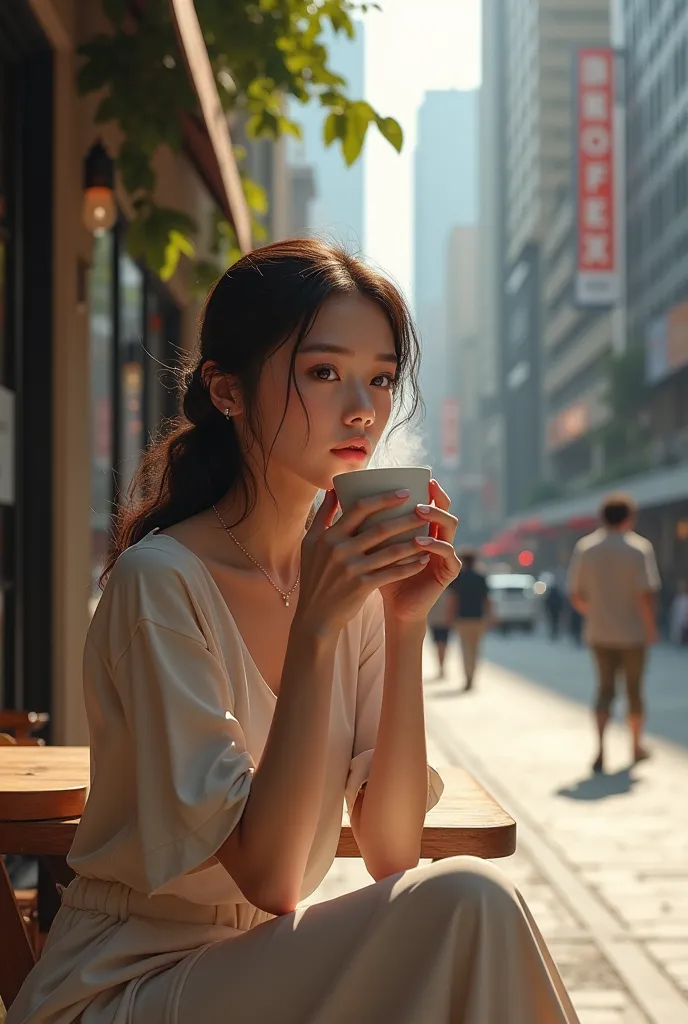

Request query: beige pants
[
  {"left": 457, "top": 619, "right": 486, "bottom": 683},
  {"left": 134, "top": 857, "right": 579, "bottom": 1024}
]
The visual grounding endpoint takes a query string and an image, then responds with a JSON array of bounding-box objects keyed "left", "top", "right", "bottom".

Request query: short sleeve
[
  {"left": 639, "top": 544, "right": 661, "bottom": 593},
  {"left": 344, "top": 593, "right": 444, "bottom": 817},
  {"left": 113, "top": 620, "right": 254, "bottom": 894}
]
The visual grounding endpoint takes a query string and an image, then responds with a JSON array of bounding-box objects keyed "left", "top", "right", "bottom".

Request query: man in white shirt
[{"left": 568, "top": 493, "right": 660, "bottom": 774}]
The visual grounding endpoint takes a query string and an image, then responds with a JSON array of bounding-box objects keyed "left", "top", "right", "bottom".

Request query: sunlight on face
[{"left": 255, "top": 292, "right": 398, "bottom": 490}]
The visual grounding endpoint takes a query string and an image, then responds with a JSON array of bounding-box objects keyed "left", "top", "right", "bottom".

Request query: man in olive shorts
[{"left": 568, "top": 494, "right": 660, "bottom": 774}]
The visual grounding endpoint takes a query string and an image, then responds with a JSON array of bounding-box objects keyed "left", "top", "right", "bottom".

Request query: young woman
[{"left": 8, "top": 240, "right": 579, "bottom": 1024}]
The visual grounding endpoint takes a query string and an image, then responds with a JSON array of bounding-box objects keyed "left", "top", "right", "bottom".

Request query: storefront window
[
  {"left": 0, "top": 61, "right": 8, "bottom": 703},
  {"left": 146, "top": 284, "right": 181, "bottom": 431},
  {"left": 88, "top": 238, "right": 180, "bottom": 616},
  {"left": 119, "top": 253, "right": 145, "bottom": 498},
  {"left": 88, "top": 232, "right": 115, "bottom": 603}
]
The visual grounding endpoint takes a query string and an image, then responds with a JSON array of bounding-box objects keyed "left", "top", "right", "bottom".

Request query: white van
[{"left": 487, "top": 574, "right": 539, "bottom": 633}]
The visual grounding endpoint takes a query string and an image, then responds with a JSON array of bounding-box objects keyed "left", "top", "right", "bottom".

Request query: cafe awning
[{"left": 169, "top": 0, "right": 252, "bottom": 253}]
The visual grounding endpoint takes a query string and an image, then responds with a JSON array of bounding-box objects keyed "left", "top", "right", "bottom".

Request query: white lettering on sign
[
  {"left": 576, "top": 48, "right": 618, "bottom": 306},
  {"left": 584, "top": 197, "right": 609, "bottom": 229},
  {"left": 583, "top": 234, "right": 611, "bottom": 264},
  {"left": 582, "top": 90, "right": 609, "bottom": 121},
  {"left": 585, "top": 162, "right": 608, "bottom": 191},
  {"left": 580, "top": 125, "right": 611, "bottom": 157},
  {"left": 581, "top": 53, "right": 610, "bottom": 86}
]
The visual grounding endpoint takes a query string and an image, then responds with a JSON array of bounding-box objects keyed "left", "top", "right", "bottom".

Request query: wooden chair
[
  {"left": 0, "top": 855, "right": 36, "bottom": 1011},
  {"left": 0, "top": 711, "right": 49, "bottom": 743},
  {"left": 0, "top": 731, "right": 48, "bottom": 989},
  {"left": 0, "top": 734, "right": 45, "bottom": 747}
]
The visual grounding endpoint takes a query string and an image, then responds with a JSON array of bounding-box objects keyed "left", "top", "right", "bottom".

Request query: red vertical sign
[{"left": 575, "top": 48, "right": 618, "bottom": 306}]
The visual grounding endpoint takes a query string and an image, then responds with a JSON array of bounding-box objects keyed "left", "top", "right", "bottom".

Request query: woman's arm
[
  {"left": 350, "top": 614, "right": 428, "bottom": 880},
  {"left": 217, "top": 489, "right": 433, "bottom": 916},
  {"left": 217, "top": 620, "right": 338, "bottom": 916}
]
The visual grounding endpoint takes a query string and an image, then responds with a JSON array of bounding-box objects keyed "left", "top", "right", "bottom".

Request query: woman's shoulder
[{"left": 91, "top": 533, "right": 217, "bottom": 655}]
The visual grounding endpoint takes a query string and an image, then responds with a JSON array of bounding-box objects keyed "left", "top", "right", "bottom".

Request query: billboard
[
  {"left": 440, "top": 397, "right": 461, "bottom": 469},
  {"left": 574, "top": 48, "right": 619, "bottom": 307}
]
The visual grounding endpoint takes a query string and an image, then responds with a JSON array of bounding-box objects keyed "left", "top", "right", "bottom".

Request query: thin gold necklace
[{"left": 212, "top": 505, "right": 301, "bottom": 607}]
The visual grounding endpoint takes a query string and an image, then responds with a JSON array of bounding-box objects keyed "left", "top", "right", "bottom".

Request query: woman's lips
[{"left": 331, "top": 447, "right": 368, "bottom": 462}]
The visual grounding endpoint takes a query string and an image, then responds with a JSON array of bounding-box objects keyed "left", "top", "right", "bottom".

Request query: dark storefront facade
[{"left": 0, "top": 2, "right": 53, "bottom": 717}]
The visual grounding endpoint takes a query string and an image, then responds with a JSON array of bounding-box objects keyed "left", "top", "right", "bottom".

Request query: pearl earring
[{"left": 224, "top": 408, "right": 231, "bottom": 420}]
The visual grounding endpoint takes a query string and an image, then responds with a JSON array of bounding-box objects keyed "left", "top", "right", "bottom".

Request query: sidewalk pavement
[
  {"left": 309, "top": 633, "right": 688, "bottom": 1024},
  {"left": 424, "top": 634, "right": 688, "bottom": 1024}
]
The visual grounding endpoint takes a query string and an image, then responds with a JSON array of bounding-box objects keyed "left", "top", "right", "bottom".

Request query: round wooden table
[{"left": 0, "top": 745, "right": 89, "bottom": 822}]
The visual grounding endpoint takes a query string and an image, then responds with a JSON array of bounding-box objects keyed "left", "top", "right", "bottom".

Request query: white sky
[{"left": 362, "top": 0, "right": 481, "bottom": 302}]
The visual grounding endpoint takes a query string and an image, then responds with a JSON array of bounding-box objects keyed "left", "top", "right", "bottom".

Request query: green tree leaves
[{"left": 78, "top": 0, "right": 403, "bottom": 278}]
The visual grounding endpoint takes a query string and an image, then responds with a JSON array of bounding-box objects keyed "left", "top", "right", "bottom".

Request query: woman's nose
[{"left": 343, "top": 386, "right": 375, "bottom": 427}]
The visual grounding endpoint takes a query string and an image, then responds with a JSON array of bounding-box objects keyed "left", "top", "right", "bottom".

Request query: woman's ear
[{"left": 203, "top": 361, "right": 243, "bottom": 419}]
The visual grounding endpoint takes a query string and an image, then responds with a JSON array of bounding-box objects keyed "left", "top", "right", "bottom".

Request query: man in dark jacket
[{"left": 447, "top": 550, "right": 492, "bottom": 691}]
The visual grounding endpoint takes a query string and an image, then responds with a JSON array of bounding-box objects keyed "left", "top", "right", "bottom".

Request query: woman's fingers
[
  {"left": 414, "top": 536, "right": 462, "bottom": 578},
  {"left": 415, "top": 503, "right": 458, "bottom": 542},
  {"left": 306, "top": 489, "right": 340, "bottom": 538},
  {"left": 349, "top": 536, "right": 433, "bottom": 574},
  {"left": 361, "top": 555, "right": 430, "bottom": 587},
  {"left": 430, "top": 478, "right": 451, "bottom": 510},
  {"left": 327, "top": 489, "right": 411, "bottom": 539}
]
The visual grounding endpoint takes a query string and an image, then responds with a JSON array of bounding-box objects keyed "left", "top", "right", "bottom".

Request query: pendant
[{"left": 285, "top": 599, "right": 290, "bottom": 607}]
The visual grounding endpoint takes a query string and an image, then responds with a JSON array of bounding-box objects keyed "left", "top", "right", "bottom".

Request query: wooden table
[
  {"left": 0, "top": 746, "right": 516, "bottom": 861},
  {"left": 0, "top": 746, "right": 515, "bottom": 1009}
]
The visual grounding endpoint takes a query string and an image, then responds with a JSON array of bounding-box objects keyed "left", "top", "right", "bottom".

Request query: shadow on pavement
[
  {"left": 556, "top": 767, "right": 640, "bottom": 801},
  {"left": 426, "top": 685, "right": 471, "bottom": 699},
  {"left": 481, "top": 632, "right": 688, "bottom": 751}
]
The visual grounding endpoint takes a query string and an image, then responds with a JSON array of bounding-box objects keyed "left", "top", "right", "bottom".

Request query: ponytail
[{"left": 100, "top": 362, "right": 253, "bottom": 586}]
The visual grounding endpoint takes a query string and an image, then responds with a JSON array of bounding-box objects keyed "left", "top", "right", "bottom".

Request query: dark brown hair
[
  {"left": 102, "top": 238, "right": 422, "bottom": 585},
  {"left": 600, "top": 492, "right": 636, "bottom": 527}
]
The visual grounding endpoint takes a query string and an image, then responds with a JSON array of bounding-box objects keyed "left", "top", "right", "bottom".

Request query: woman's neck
[{"left": 213, "top": 480, "right": 317, "bottom": 581}]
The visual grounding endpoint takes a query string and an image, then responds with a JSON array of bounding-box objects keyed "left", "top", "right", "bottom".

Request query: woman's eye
[
  {"left": 372, "top": 373, "right": 397, "bottom": 388},
  {"left": 312, "top": 365, "right": 339, "bottom": 381}
]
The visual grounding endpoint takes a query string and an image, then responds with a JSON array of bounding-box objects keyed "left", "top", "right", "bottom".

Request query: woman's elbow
[
  {"left": 239, "top": 877, "right": 300, "bottom": 917},
  {"left": 364, "top": 850, "right": 420, "bottom": 882}
]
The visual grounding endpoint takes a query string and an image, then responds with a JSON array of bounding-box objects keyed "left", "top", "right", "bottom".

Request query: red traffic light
[{"left": 518, "top": 550, "right": 534, "bottom": 567}]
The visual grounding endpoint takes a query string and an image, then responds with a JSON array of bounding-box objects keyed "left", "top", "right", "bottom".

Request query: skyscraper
[
  {"left": 413, "top": 89, "right": 478, "bottom": 482},
  {"left": 286, "top": 23, "right": 366, "bottom": 248},
  {"left": 480, "top": 0, "right": 611, "bottom": 517}
]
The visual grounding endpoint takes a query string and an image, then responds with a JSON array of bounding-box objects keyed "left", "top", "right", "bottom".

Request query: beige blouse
[{"left": 68, "top": 533, "right": 443, "bottom": 909}]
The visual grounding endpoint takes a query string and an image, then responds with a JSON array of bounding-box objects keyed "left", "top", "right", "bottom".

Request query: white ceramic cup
[{"left": 333, "top": 466, "right": 432, "bottom": 549}]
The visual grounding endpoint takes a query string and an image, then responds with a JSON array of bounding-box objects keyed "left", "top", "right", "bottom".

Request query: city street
[{"left": 310, "top": 632, "right": 688, "bottom": 1024}]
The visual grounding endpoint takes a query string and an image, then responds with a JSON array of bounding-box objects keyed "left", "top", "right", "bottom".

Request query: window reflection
[
  {"left": 89, "top": 232, "right": 114, "bottom": 606},
  {"left": 119, "top": 254, "right": 145, "bottom": 499}
]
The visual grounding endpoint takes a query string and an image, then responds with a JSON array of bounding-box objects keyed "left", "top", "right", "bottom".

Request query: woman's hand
[
  {"left": 378, "top": 479, "right": 461, "bottom": 625},
  {"left": 295, "top": 488, "right": 432, "bottom": 636}
]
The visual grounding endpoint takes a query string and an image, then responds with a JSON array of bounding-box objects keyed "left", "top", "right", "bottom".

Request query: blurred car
[{"left": 487, "top": 573, "right": 539, "bottom": 633}]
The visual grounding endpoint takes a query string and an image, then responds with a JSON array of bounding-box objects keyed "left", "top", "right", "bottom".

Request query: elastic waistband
[{"left": 61, "top": 876, "right": 246, "bottom": 928}]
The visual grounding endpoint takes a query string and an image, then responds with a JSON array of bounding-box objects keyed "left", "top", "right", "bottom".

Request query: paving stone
[{"left": 422, "top": 632, "right": 688, "bottom": 1021}]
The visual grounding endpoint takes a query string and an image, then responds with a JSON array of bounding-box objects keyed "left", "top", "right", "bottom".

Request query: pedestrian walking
[
  {"left": 427, "top": 589, "right": 452, "bottom": 679},
  {"left": 9, "top": 240, "right": 578, "bottom": 1024},
  {"left": 567, "top": 493, "right": 660, "bottom": 774},
  {"left": 543, "top": 572, "right": 565, "bottom": 640},
  {"left": 447, "top": 549, "right": 492, "bottom": 692}
]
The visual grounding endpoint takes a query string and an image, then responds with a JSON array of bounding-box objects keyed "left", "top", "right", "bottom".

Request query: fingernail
[
  {"left": 416, "top": 504, "right": 432, "bottom": 514},
  {"left": 395, "top": 488, "right": 410, "bottom": 498},
  {"left": 415, "top": 536, "right": 434, "bottom": 546},
  {"left": 418, "top": 554, "right": 431, "bottom": 564}
]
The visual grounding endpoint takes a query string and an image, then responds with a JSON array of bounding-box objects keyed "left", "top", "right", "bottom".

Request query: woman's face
[{"left": 251, "top": 292, "right": 398, "bottom": 491}]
